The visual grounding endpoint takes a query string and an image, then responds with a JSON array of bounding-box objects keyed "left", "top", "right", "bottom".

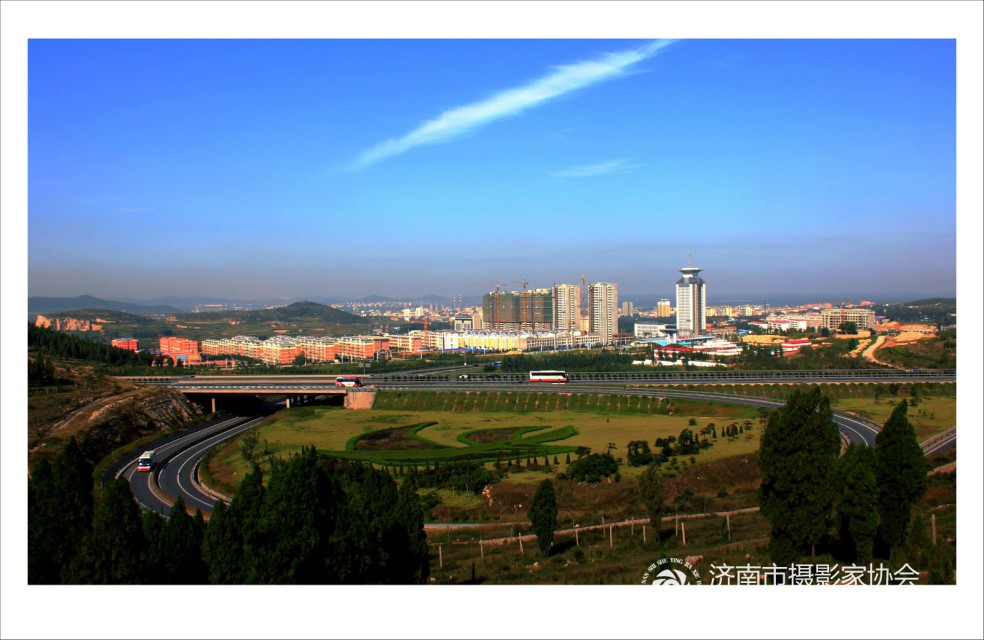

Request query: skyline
[{"left": 27, "top": 38, "right": 958, "bottom": 302}]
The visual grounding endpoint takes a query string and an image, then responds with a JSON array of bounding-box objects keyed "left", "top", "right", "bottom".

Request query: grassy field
[{"left": 204, "top": 393, "right": 765, "bottom": 493}]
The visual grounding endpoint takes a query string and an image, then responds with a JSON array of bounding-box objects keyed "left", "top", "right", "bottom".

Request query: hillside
[
  {"left": 29, "top": 295, "right": 182, "bottom": 317},
  {"left": 876, "top": 298, "right": 956, "bottom": 325},
  {"left": 32, "top": 300, "right": 368, "bottom": 343}
]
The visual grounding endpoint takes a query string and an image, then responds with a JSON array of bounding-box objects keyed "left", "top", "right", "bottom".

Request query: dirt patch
[
  {"left": 353, "top": 426, "right": 443, "bottom": 451},
  {"left": 466, "top": 428, "right": 524, "bottom": 444}
]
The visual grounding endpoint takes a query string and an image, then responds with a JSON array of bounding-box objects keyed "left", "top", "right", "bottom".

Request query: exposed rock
[{"left": 78, "top": 387, "right": 203, "bottom": 464}]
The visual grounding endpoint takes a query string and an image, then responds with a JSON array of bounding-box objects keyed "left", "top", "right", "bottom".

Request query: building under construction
[{"left": 482, "top": 289, "right": 554, "bottom": 331}]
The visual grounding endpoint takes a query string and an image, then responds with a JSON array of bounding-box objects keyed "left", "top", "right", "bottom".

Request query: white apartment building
[
  {"left": 552, "top": 283, "right": 582, "bottom": 332},
  {"left": 589, "top": 282, "right": 618, "bottom": 345}
]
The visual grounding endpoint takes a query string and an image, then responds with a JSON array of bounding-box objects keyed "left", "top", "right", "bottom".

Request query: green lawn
[{"left": 206, "top": 401, "right": 763, "bottom": 490}]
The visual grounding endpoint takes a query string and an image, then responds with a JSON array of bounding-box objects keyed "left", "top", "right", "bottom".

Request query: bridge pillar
[
  {"left": 211, "top": 397, "right": 216, "bottom": 413},
  {"left": 286, "top": 397, "right": 291, "bottom": 409}
]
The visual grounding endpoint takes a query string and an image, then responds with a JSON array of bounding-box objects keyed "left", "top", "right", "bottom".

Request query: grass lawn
[{"left": 204, "top": 400, "right": 763, "bottom": 492}]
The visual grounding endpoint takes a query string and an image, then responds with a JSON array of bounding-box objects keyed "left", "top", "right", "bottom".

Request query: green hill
[
  {"left": 33, "top": 301, "right": 370, "bottom": 343},
  {"left": 29, "top": 295, "right": 182, "bottom": 317}
]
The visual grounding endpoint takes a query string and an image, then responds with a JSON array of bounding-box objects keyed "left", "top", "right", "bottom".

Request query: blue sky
[{"left": 28, "top": 38, "right": 957, "bottom": 303}]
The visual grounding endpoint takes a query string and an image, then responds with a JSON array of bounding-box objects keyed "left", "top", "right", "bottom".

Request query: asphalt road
[{"left": 121, "top": 415, "right": 258, "bottom": 516}]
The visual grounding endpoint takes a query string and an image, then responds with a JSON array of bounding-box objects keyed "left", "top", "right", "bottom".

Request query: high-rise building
[
  {"left": 657, "top": 298, "right": 672, "bottom": 317},
  {"left": 552, "top": 284, "right": 582, "bottom": 332},
  {"left": 589, "top": 282, "right": 618, "bottom": 345},
  {"left": 621, "top": 301, "right": 635, "bottom": 317},
  {"left": 482, "top": 289, "right": 553, "bottom": 330},
  {"left": 675, "top": 259, "right": 706, "bottom": 337}
]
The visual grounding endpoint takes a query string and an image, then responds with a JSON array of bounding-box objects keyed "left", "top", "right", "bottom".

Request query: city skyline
[{"left": 26, "top": 38, "right": 958, "bottom": 302}]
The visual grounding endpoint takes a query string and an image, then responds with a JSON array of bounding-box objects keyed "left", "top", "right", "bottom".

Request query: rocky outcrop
[
  {"left": 78, "top": 387, "right": 203, "bottom": 464},
  {"left": 33, "top": 315, "right": 104, "bottom": 332}
]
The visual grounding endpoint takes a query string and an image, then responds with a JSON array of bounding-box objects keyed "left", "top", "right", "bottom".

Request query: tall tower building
[
  {"left": 552, "top": 284, "right": 582, "bottom": 332},
  {"left": 589, "top": 282, "right": 619, "bottom": 345},
  {"left": 675, "top": 257, "right": 706, "bottom": 337}
]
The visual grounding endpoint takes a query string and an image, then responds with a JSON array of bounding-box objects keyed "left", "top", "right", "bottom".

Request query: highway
[{"left": 118, "top": 415, "right": 260, "bottom": 516}]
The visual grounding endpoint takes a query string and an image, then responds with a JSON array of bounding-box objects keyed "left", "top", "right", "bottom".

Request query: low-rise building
[{"left": 111, "top": 338, "right": 139, "bottom": 351}]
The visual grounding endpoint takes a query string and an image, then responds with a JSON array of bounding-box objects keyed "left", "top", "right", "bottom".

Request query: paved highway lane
[
  {"left": 122, "top": 416, "right": 256, "bottom": 516},
  {"left": 156, "top": 416, "right": 266, "bottom": 514}
]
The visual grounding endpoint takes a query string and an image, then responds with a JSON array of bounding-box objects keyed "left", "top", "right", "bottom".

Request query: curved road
[{"left": 120, "top": 416, "right": 259, "bottom": 516}]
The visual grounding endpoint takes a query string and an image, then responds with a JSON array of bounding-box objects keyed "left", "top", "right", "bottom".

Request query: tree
[
  {"left": 246, "top": 447, "right": 343, "bottom": 584},
  {"left": 154, "top": 497, "right": 208, "bottom": 584},
  {"left": 838, "top": 321, "right": 859, "bottom": 334},
  {"left": 67, "top": 478, "right": 145, "bottom": 583},
  {"left": 29, "top": 437, "right": 94, "bottom": 583},
  {"left": 393, "top": 476, "right": 430, "bottom": 584},
  {"left": 833, "top": 445, "right": 879, "bottom": 565},
  {"left": 528, "top": 480, "right": 558, "bottom": 556},
  {"left": 875, "top": 400, "right": 929, "bottom": 558},
  {"left": 638, "top": 464, "right": 664, "bottom": 540},
  {"left": 567, "top": 453, "right": 618, "bottom": 483},
  {"left": 758, "top": 387, "right": 841, "bottom": 565},
  {"left": 626, "top": 440, "right": 654, "bottom": 466},
  {"left": 240, "top": 430, "right": 261, "bottom": 465},
  {"left": 207, "top": 465, "right": 265, "bottom": 583}
]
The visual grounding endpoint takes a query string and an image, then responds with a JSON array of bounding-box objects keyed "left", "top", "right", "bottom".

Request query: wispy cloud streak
[
  {"left": 549, "top": 159, "right": 641, "bottom": 178},
  {"left": 349, "top": 40, "right": 675, "bottom": 170}
]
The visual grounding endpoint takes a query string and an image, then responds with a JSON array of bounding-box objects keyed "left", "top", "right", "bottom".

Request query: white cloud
[
  {"left": 349, "top": 40, "right": 675, "bottom": 170},
  {"left": 549, "top": 159, "right": 641, "bottom": 178}
]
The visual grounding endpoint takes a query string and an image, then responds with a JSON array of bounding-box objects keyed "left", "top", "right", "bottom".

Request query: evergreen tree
[
  {"left": 155, "top": 497, "right": 208, "bottom": 583},
  {"left": 28, "top": 459, "right": 59, "bottom": 584},
  {"left": 202, "top": 499, "right": 244, "bottom": 584},
  {"left": 336, "top": 464, "right": 402, "bottom": 583},
  {"left": 247, "top": 448, "right": 342, "bottom": 584},
  {"left": 392, "top": 476, "right": 430, "bottom": 584},
  {"left": 28, "top": 438, "right": 94, "bottom": 583},
  {"left": 140, "top": 509, "right": 166, "bottom": 583},
  {"left": 638, "top": 463, "right": 665, "bottom": 539},
  {"left": 758, "top": 387, "right": 840, "bottom": 565},
  {"left": 875, "top": 400, "right": 929, "bottom": 558},
  {"left": 528, "top": 479, "right": 558, "bottom": 556},
  {"left": 833, "top": 444, "right": 879, "bottom": 564},
  {"left": 67, "top": 478, "right": 144, "bottom": 583}
]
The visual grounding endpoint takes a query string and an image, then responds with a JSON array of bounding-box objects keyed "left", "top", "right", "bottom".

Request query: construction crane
[
  {"left": 512, "top": 279, "right": 529, "bottom": 330},
  {"left": 466, "top": 282, "right": 501, "bottom": 329}
]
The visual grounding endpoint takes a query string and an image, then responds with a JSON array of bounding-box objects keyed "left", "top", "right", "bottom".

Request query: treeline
[
  {"left": 759, "top": 388, "right": 952, "bottom": 578},
  {"left": 409, "top": 460, "right": 495, "bottom": 494},
  {"left": 490, "top": 350, "right": 638, "bottom": 373},
  {"left": 28, "top": 323, "right": 152, "bottom": 368},
  {"left": 29, "top": 441, "right": 429, "bottom": 584}
]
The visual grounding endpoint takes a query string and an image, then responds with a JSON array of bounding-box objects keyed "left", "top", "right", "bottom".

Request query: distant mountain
[
  {"left": 903, "top": 297, "right": 956, "bottom": 307},
  {"left": 29, "top": 295, "right": 182, "bottom": 317},
  {"left": 354, "top": 295, "right": 398, "bottom": 303},
  {"left": 181, "top": 300, "right": 363, "bottom": 324}
]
